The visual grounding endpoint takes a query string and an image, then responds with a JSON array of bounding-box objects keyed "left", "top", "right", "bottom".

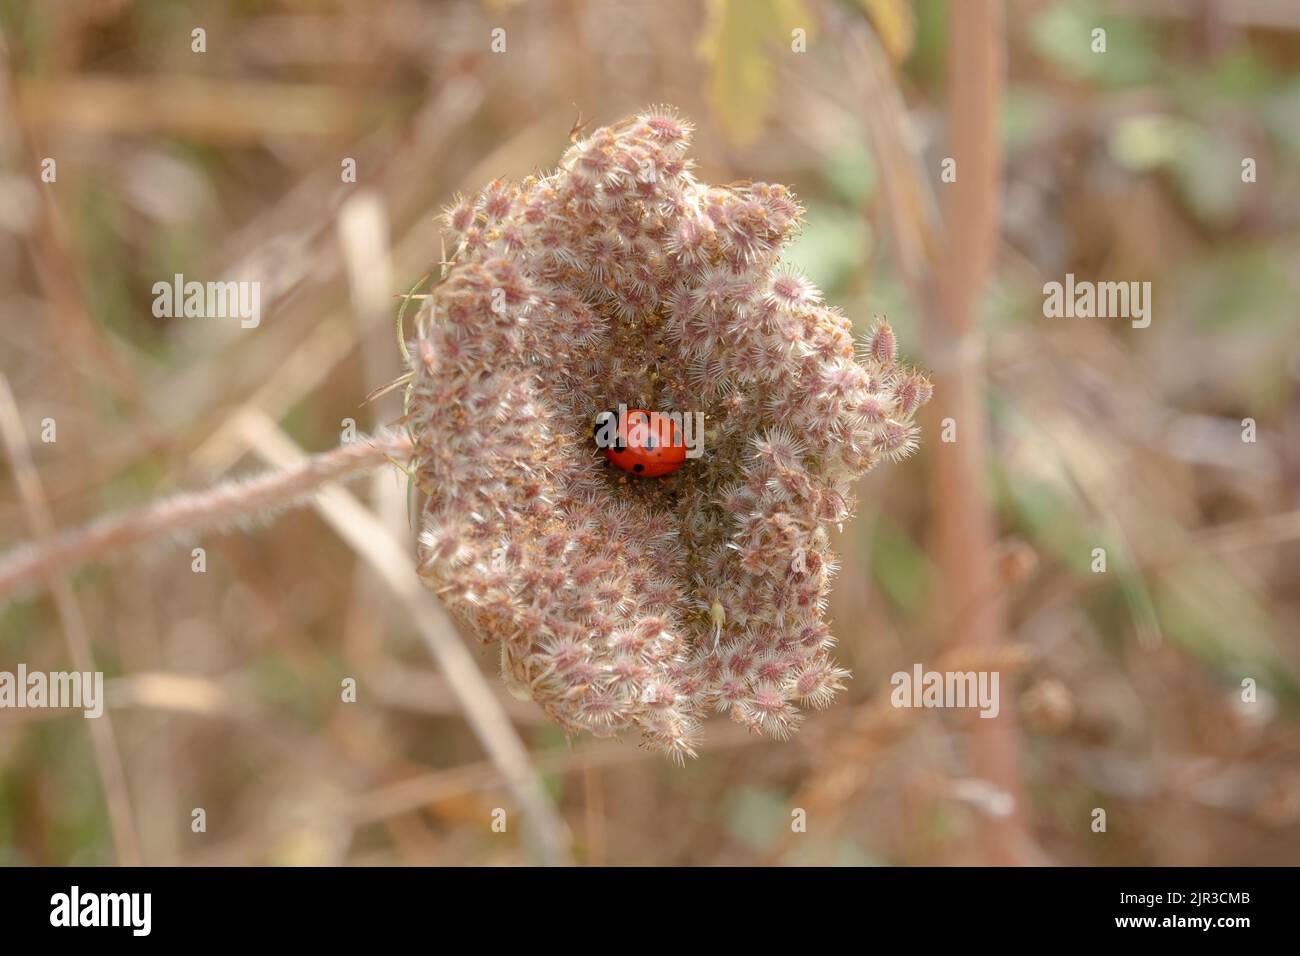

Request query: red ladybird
[{"left": 602, "top": 408, "right": 687, "bottom": 477}]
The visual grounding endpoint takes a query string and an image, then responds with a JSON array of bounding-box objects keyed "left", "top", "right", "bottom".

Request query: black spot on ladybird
[{"left": 633, "top": 463, "right": 645, "bottom": 473}]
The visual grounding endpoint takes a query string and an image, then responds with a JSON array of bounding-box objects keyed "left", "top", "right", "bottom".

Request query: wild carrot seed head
[{"left": 407, "top": 107, "right": 930, "bottom": 757}]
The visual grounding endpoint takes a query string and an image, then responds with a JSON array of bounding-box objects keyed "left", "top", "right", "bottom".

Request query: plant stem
[
  {"left": 0, "top": 431, "right": 413, "bottom": 604},
  {"left": 928, "top": 0, "right": 1034, "bottom": 865}
]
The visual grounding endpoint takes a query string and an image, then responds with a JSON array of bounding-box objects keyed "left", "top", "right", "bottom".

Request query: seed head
[{"left": 406, "top": 108, "right": 931, "bottom": 757}]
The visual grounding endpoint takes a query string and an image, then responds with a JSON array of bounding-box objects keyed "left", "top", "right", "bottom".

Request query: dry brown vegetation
[{"left": 1, "top": 0, "right": 1298, "bottom": 866}]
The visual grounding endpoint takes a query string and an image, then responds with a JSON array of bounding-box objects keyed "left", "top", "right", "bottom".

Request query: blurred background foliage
[{"left": 0, "top": 0, "right": 1298, "bottom": 865}]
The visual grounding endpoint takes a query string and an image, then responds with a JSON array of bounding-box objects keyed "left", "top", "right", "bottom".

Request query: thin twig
[
  {"left": 346, "top": 720, "right": 763, "bottom": 828},
  {"left": 0, "top": 431, "right": 412, "bottom": 604},
  {"left": 776, "top": 642, "right": 1034, "bottom": 864},
  {"left": 0, "top": 375, "right": 142, "bottom": 865},
  {"left": 232, "top": 410, "right": 575, "bottom": 867}
]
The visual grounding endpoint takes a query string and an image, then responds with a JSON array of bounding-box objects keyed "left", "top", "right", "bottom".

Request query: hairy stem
[{"left": 0, "top": 431, "right": 413, "bottom": 604}]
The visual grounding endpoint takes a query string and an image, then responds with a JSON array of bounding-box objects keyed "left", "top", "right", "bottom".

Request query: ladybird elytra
[{"left": 602, "top": 408, "right": 687, "bottom": 478}]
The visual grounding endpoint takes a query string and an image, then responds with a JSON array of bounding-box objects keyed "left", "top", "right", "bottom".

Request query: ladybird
[{"left": 603, "top": 408, "right": 687, "bottom": 477}]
